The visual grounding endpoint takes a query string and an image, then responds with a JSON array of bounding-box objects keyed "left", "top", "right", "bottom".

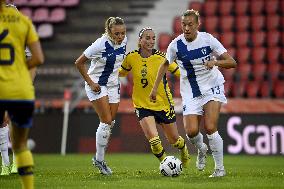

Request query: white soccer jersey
[
  {"left": 166, "top": 32, "right": 227, "bottom": 98},
  {"left": 84, "top": 34, "right": 127, "bottom": 86}
]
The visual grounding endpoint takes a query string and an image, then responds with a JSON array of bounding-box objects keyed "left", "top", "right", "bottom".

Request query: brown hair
[
  {"left": 104, "top": 17, "right": 125, "bottom": 38},
  {"left": 182, "top": 9, "right": 200, "bottom": 24}
]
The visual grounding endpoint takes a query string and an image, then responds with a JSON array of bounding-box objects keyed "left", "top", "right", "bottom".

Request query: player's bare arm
[
  {"left": 75, "top": 54, "right": 101, "bottom": 93},
  {"left": 204, "top": 52, "right": 236, "bottom": 69}
]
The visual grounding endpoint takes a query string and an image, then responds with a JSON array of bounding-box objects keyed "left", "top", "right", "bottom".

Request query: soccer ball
[{"left": 159, "top": 156, "right": 182, "bottom": 177}]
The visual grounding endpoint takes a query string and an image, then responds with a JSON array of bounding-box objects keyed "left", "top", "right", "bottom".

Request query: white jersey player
[
  {"left": 75, "top": 17, "right": 127, "bottom": 175},
  {"left": 150, "top": 9, "right": 236, "bottom": 177}
]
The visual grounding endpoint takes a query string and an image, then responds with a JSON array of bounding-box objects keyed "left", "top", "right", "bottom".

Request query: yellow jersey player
[
  {"left": 119, "top": 27, "right": 190, "bottom": 168},
  {"left": 0, "top": 1, "right": 44, "bottom": 188}
]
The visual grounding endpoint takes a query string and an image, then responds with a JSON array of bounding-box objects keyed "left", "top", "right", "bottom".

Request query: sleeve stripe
[
  {"left": 121, "top": 65, "right": 131, "bottom": 71},
  {"left": 171, "top": 66, "right": 179, "bottom": 74}
]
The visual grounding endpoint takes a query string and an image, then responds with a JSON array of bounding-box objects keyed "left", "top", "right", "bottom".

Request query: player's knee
[{"left": 204, "top": 126, "right": 217, "bottom": 135}]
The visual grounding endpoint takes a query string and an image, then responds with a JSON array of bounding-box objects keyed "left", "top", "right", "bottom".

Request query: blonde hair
[
  {"left": 104, "top": 17, "right": 125, "bottom": 40},
  {"left": 182, "top": 9, "right": 200, "bottom": 24}
]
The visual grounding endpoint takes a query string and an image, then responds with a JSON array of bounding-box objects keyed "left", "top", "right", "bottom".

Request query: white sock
[
  {"left": 0, "top": 126, "right": 10, "bottom": 166},
  {"left": 96, "top": 122, "right": 111, "bottom": 162},
  {"left": 207, "top": 131, "right": 224, "bottom": 170},
  {"left": 187, "top": 132, "right": 204, "bottom": 150}
]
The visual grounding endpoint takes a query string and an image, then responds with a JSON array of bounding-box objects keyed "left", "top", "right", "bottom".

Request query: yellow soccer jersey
[
  {"left": 120, "top": 49, "right": 180, "bottom": 111},
  {"left": 0, "top": 6, "right": 39, "bottom": 100}
]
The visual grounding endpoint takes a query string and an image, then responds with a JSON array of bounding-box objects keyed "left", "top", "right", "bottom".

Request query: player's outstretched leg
[
  {"left": 92, "top": 157, "right": 112, "bottom": 175},
  {"left": 0, "top": 126, "right": 10, "bottom": 176},
  {"left": 207, "top": 131, "right": 225, "bottom": 177},
  {"left": 172, "top": 136, "right": 190, "bottom": 168},
  {"left": 187, "top": 132, "right": 208, "bottom": 171},
  {"left": 149, "top": 136, "right": 167, "bottom": 162}
]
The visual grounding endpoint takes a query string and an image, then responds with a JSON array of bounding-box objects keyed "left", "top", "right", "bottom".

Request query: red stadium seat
[
  {"left": 251, "top": 15, "right": 265, "bottom": 31},
  {"left": 259, "top": 80, "right": 271, "bottom": 98},
  {"left": 219, "top": 0, "right": 233, "bottom": 16},
  {"left": 173, "top": 16, "right": 182, "bottom": 35},
  {"left": 49, "top": 8, "right": 66, "bottom": 23},
  {"left": 251, "top": 31, "right": 266, "bottom": 47},
  {"left": 28, "top": 0, "right": 45, "bottom": 7},
  {"left": 251, "top": 47, "right": 266, "bottom": 64},
  {"left": 235, "top": 0, "right": 249, "bottom": 15},
  {"left": 273, "top": 80, "right": 284, "bottom": 98},
  {"left": 220, "top": 16, "right": 234, "bottom": 32},
  {"left": 235, "top": 32, "right": 249, "bottom": 47},
  {"left": 236, "top": 47, "right": 250, "bottom": 62},
  {"left": 250, "top": 0, "right": 264, "bottom": 15},
  {"left": 204, "top": 16, "right": 218, "bottom": 33},
  {"left": 19, "top": 7, "right": 32, "bottom": 19},
  {"left": 158, "top": 33, "right": 172, "bottom": 52},
  {"left": 37, "top": 23, "right": 54, "bottom": 39},
  {"left": 264, "top": 0, "right": 279, "bottom": 15},
  {"left": 266, "top": 15, "right": 280, "bottom": 31},
  {"left": 232, "top": 80, "right": 246, "bottom": 97},
  {"left": 236, "top": 16, "right": 250, "bottom": 32},
  {"left": 62, "top": 0, "right": 80, "bottom": 7},
  {"left": 281, "top": 32, "right": 284, "bottom": 47},
  {"left": 268, "top": 62, "right": 281, "bottom": 81},
  {"left": 46, "top": 0, "right": 62, "bottom": 7},
  {"left": 267, "top": 30, "right": 280, "bottom": 47},
  {"left": 238, "top": 63, "right": 251, "bottom": 81},
  {"left": 281, "top": 0, "right": 284, "bottom": 15},
  {"left": 246, "top": 80, "right": 260, "bottom": 98},
  {"left": 252, "top": 63, "right": 266, "bottom": 81},
  {"left": 267, "top": 47, "right": 280, "bottom": 63},
  {"left": 13, "top": 0, "right": 28, "bottom": 7},
  {"left": 188, "top": 1, "right": 202, "bottom": 12},
  {"left": 203, "top": 1, "right": 217, "bottom": 16},
  {"left": 32, "top": 8, "right": 49, "bottom": 23},
  {"left": 220, "top": 32, "right": 234, "bottom": 48}
]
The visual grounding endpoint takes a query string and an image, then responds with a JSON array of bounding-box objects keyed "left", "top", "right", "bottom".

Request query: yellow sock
[
  {"left": 16, "top": 150, "right": 34, "bottom": 189},
  {"left": 149, "top": 136, "right": 167, "bottom": 162},
  {"left": 172, "top": 136, "right": 190, "bottom": 168}
]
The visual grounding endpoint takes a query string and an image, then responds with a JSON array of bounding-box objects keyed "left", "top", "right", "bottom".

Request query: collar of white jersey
[{"left": 103, "top": 34, "right": 127, "bottom": 47}]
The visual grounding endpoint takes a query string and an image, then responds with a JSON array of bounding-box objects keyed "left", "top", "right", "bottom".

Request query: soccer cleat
[
  {"left": 1, "top": 165, "right": 11, "bottom": 176},
  {"left": 92, "top": 157, "right": 112, "bottom": 175},
  {"left": 196, "top": 143, "right": 208, "bottom": 171},
  {"left": 10, "top": 163, "right": 18, "bottom": 174},
  {"left": 209, "top": 169, "right": 226, "bottom": 177}
]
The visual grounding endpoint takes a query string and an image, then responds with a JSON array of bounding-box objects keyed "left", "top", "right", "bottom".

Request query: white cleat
[
  {"left": 209, "top": 169, "right": 226, "bottom": 177},
  {"left": 92, "top": 157, "right": 112, "bottom": 175},
  {"left": 196, "top": 143, "right": 208, "bottom": 171}
]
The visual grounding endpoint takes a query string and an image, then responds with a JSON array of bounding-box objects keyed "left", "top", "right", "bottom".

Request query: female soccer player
[
  {"left": 75, "top": 17, "right": 127, "bottom": 175},
  {"left": 150, "top": 9, "right": 236, "bottom": 177},
  {"left": 0, "top": 1, "right": 44, "bottom": 188},
  {"left": 119, "top": 27, "right": 190, "bottom": 167}
]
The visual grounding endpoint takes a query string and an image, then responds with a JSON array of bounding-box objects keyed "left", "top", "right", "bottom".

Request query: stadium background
[{"left": 12, "top": 0, "right": 284, "bottom": 155}]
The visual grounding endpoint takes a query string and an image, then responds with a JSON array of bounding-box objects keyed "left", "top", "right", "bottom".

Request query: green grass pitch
[{"left": 1, "top": 154, "right": 284, "bottom": 189}]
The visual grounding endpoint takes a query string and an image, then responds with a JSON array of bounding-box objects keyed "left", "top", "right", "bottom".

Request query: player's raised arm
[{"left": 149, "top": 59, "right": 170, "bottom": 102}]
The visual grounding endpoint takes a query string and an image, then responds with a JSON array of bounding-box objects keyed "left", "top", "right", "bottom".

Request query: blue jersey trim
[
  {"left": 100, "top": 41, "right": 126, "bottom": 86},
  {"left": 176, "top": 40, "right": 213, "bottom": 97}
]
